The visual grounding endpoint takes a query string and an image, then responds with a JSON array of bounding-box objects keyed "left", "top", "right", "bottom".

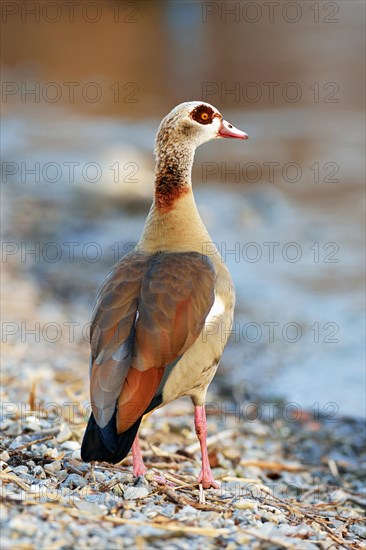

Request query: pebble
[
  {"left": 71, "top": 449, "right": 81, "bottom": 460},
  {"left": 24, "top": 416, "right": 42, "bottom": 431},
  {"left": 6, "top": 422, "right": 22, "bottom": 436},
  {"left": 233, "top": 499, "right": 257, "bottom": 510},
  {"left": 9, "top": 440, "right": 25, "bottom": 450},
  {"left": 74, "top": 500, "right": 105, "bottom": 515},
  {"left": 13, "top": 465, "right": 29, "bottom": 474},
  {"left": 62, "top": 474, "right": 88, "bottom": 489},
  {"left": 112, "top": 483, "right": 124, "bottom": 496},
  {"left": 0, "top": 451, "right": 10, "bottom": 462},
  {"left": 61, "top": 441, "right": 81, "bottom": 451},
  {"left": 55, "top": 469, "right": 68, "bottom": 481},
  {"left": 40, "top": 420, "right": 53, "bottom": 430},
  {"left": 44, "top": 460, "right": 62, "bottom": 474},
  {"left": 8, "top": 516, "right": 38, "bottom": 536},
  {"left": 350, "top": 524, "right": 366, "bottom": 538},
  {"left": 92, "top": 471, "right": 106, "bottom": 483},
  {"left": 0, "top": 504, "right": 9, "bottom": 522},
  {"left": 123, "top": 485, "right": 149, "bottom": 500},
  {"left": 33, "top": 465, "right": 46, "bottom": 478},
  {"left": 44, "top": 447, "right": 59, "bottom": 459},
  {"left": 176, "top": 505, "right": 198, "bottom": 520},
  {"left": 110, "top": 472, "right": 131, "bottom": 483},
  {"left": 56, "top": 423, "right": 73, "bottom": 443},
  {"left": 19, "top": 472, "right": 35, "bottom": 485}
]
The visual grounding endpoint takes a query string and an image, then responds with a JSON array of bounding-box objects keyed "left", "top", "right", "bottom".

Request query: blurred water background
[{"left": 1, "top": 1, "right": 365, "bottom": 418}]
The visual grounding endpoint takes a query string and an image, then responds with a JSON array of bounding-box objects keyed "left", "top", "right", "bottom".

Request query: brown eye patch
[{"left": 191, "top": 104, "right": 217, "bottom": 125}]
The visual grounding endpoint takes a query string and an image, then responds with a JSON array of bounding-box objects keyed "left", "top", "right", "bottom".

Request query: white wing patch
[{"left": 205, "top": 294, "right": 225, "bottom": 325}]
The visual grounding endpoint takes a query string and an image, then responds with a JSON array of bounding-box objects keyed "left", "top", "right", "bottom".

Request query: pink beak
[{"left": 218, "top": 119, "right": 248, "bottom": 140}]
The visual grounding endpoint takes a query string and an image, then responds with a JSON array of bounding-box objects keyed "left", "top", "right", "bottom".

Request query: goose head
[{"left": 155, "top": 101, "right": 248, "bottom": 154}]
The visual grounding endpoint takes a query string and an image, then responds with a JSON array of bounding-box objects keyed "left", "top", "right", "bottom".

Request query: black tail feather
[{"left": 81, "top": 412, "right": 142, "bottom": 464}]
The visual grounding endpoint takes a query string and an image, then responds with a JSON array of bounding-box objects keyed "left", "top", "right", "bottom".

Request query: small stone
[
  {"left": 234, "top": 498, "right": 258, "bottom": 510},
  {"left": 44, "top": 460, "right": 62, "bottom": 474},
  {"left": 0, "top": 503, "right": 8, "bottom": 522},
  {"left": 34, "top": 443, "right": 48, "bottom": 455},
  {"left": 110, "top": 471, "right": 131, "bottom": 483},
  {"left": 56, "top": 423, "right": 73, "bottom": 443},
  {"left": 61, "top": 441, "right": 81, "bottom": 451},
  {"left": 6, "top": 422, "right": 22, "bottom": 436},
  {"left": 112, "top": 483, "right": 124, "bottom": 496},
  {"left": 350, "top": 524, "right": 366, "bottom": 538},
  {"left": 25, "top": 422, "right": 41, "bottom": 432},
  {"left": 13, "top": 465, "right": 29, "bottom": 474},
  {"left": 40, "top": 419, "right": 52, "bottom": 429},
  {"left": 33, "top": 465, "right": 46, "bottom": 478},
  {"left": 66, "top": 459, "right": 89, "bottom": 472},
  {"left": 92, "top": 471, "right": 106, "bottom": 483},
  {"left": 62, "top": 474, "right": 88, "bottom": 489},
  {"left": 71, "top": 449, "right": 81, "bottom": 460},
  {"left": 74, "top": 500, "right": 104, "bottom": 515},
  {"left": 260, "top": 510, "right": 281, "bottom": 523},
  {"left": 8, "top": 516, "right": 38, "bottom": 536},
  {"left": 223, "top": 447, "right": 241, "bottom": 461},
  {"left": 55, "top": 470, "right": 68, "bottom": 481},
  {"left": 9, "top": 439, "right": 25, "bottom": 450},
  {"left": 0, "top": 451, "right": 10, "bottom": 462},
  {"left": 24, "top": 416, "right": 41, "bottom": 431},
  {"left": 176, "top": 504, "right": 198, "bottom": 520},
  {"left": 123, "top": 485, "right": 149, "bottom": 500},
  {"left": 44, "top": 447, "right": 58, "bottom": 459},
  {"left": 18, "top": 472, "right": 35, "bottom": 485}
]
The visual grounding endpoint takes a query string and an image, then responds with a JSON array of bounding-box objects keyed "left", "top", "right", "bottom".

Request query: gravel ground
[{"left": 1, "top": 377, "right": 365, "bottom": 550}]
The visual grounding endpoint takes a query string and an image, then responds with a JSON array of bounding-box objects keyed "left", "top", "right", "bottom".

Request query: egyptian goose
[{"left": 81, "top": 102, "right": 248, "bottom": 488}]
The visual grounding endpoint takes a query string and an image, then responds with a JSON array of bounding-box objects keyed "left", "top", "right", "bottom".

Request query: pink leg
[
  {"left": 194, "top": 405, "right": 218, "bottom": 489},
  {"left": 132, "top": 434, "right": 147, "bottom": 477},
  {"left": 132, "top": 434, "right": 171, "bottom": 485}
]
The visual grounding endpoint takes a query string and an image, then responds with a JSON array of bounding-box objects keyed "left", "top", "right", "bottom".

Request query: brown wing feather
[
  {"left": 130, "top": 252, "right": 216, "bottom": 371},
  {"left": 90, "top": 250, "right": 216, "bottom": 433},
  {"left": 90, "top": 251, "right": 149, "bottom": 427},
  {"left": 116, "top": 252, "right": 216, "bottom": 430}
]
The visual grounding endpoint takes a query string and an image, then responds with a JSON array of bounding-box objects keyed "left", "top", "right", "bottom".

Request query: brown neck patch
[{"left": 155, "top": 161, "right": 190, "bottom": 213}]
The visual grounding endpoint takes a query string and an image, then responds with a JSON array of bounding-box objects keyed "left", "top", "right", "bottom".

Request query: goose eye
[{"left": 191, "top": 105, "right": 214, "bottom": 125}]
